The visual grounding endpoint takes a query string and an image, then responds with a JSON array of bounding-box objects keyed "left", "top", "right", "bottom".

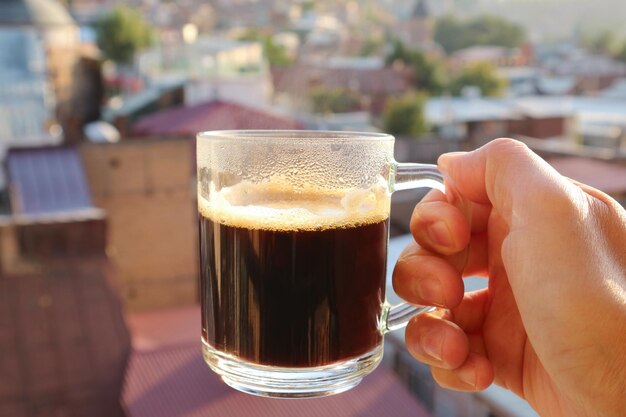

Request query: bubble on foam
[
  {"left": 341, "top": 176, "right": 388, "bottom": 215},
  {"left": 199, "top": 176, "right": 390, "bottom": 231}
]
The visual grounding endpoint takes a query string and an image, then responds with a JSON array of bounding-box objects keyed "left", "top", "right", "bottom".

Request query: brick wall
[
  {"left": 81, "top": 137, "right": 198, "bottom": 312},
  {"left": 508, "top": 117, "right": 568, "bottom": 139}
]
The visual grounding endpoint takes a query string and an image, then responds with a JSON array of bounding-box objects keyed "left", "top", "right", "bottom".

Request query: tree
[
  {"left": 583, "top": 30, "right": 619, "bottom": 56},
  {"left": 618, "top": 42, "right": 626, "bottom": 63},
  {"left": 96, "top": 5, "right": 153, "bottom": 64},
  {"left": 435, "top": 15, "right": 526, "bottom": 54},
  {"left": 385, "top": 40, "right": 446, "bottom": 95},
  {"left": 301, "top": 1, "right": 316, "bottom": 13},
  {"left": 359, "top": 37, "right": 383, "bottom": 57},
  {"left": 382, "top": 93, "right": 427, "bottom": 137},
  {"left": 449, "top": 62, "right": 507, "bottom": 97},
  {"left": 434, "top": 16, "right": 466, "bottom": 54},
  {"left": 238, "top": 30, "right": 293, "bottom": 68},
  {"left": 309, "top": 87, "right": 361, "bottom": 114}
]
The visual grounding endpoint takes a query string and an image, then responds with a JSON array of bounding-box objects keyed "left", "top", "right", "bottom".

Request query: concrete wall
[{"left": 81, "top": 137, "right": 198, "bottom": 312}]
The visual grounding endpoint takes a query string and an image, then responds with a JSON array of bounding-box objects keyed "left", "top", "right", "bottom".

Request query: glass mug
[{"left": 197, "top": 130, "right": 445, "bottom": 398}]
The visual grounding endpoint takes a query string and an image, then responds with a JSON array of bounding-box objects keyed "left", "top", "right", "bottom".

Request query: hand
[{"left": 393, "top": 139, "right": 626, "bottom": 417}]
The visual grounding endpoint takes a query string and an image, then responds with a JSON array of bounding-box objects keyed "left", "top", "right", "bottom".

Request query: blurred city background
[{"left": 0, "top": 0, "right": 625, "bottom": 416}]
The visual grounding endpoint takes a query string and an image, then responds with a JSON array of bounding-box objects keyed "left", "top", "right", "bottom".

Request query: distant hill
[
  {"left": 380, "top": 0, "right": 624, "bottom": 41},
  {"left": 459, "top": 0, "right": 626, "bottom": 41}
]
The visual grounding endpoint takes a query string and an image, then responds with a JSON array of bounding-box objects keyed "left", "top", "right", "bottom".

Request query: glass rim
[{"left": 196, "top": 130, "right": 394, "bottom": 142}]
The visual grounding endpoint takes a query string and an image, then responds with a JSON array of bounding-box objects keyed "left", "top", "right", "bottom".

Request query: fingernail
[
  {"left": 421, "top": 331, "right": 444, "bottom": 361},
  {"left": 428, "top": 221, "right": 452, "bottom": 247},
  {"left": 458, "top": 367, "right": 476, "bottom": 387},
  {"left": 437, "top": 154, "right": 452, "bottom": 171},
  {"left": 437, "top": 152, "right": 463, "bottom": 171},
  {"left": 417, "top": 279, "right": 445, "bottom": 306}
]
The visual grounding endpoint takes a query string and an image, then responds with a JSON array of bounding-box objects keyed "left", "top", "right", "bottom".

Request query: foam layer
[{"left": 199, "top": 176, "right": 391, "bottom": 231}]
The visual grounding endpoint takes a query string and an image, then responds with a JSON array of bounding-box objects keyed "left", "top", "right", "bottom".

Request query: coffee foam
[{"left": 199, "top": 176, "right": 390, "bottom": 231}]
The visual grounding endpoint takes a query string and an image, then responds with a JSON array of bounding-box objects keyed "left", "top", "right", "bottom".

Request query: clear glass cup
[{"left": 197, "top": 130, "right": 445, "bottom": 398}]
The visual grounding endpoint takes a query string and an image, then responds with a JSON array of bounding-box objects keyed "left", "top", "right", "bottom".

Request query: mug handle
[{"left": 382, "top": 162, "right": 446, "bottom": 333}]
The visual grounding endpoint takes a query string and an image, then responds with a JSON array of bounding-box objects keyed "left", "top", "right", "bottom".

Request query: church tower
[{"left": 406, "top": 0, "right": 435, "bottom": 48}]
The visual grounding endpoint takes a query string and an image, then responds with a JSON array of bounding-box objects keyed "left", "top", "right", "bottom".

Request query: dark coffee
[{"left": 199, "top": 213, "right": 389, "bottom": 368}]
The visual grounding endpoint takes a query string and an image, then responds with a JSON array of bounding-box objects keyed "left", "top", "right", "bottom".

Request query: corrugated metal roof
[
  {"left": 123, "top": 342, "right": 431, "bottom": 417},
  {"left": 7, "top": 146, "right": 94, "bottom": 215}
]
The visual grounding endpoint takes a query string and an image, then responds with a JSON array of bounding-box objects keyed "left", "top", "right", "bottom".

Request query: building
[
  {"left": 396, "top": 0, "right": 439, "bottom": 55},
  {"left": 211, "top": 0, "right": 275, "bottom": 29},
  {"left": 0, "top": 0, "right": 102, "bottom": 146},
  {"left": 0, "top": 146, "right": 130, "bottom": 417},
  {"left": 102, "top": 80, "right": 186, "bottom": 137},
  {"left": 136, "top": 36, "right": 273, "bottom": 109},
  {"left": 0, "top": 0, "right": 103, "bottom": 151},
  {"left": 449, "top": 46, "right": 530, "bottom": 71},
  {"left": 0, "top": 0, "right": 65, "bottom": 157},
  {"left": 426, "top": 95, "right": 626, "bottom": 144},
  {"left": 272, "top": 61, "right": 413, "bottom": 114},
  {"left": 500, "top": 67, "right": 577, "bottom": 97},
  {"left": 600, "top": 78, "right": 626, "bottom": 100},
  {"left": 80, "top": 137, "right": 198, "bottom": 311},
  {"left": 536, "top": 44, "right": 626, "bottom": 94}
]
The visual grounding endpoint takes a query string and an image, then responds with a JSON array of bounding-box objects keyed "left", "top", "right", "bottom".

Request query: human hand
[{"left": 393, "top": 139, "right": 626, "bottom": 417}]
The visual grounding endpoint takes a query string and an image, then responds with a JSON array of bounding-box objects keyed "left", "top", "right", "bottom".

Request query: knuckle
[{"left": 487, "top": 137, "right": 528, "bottom": 154}]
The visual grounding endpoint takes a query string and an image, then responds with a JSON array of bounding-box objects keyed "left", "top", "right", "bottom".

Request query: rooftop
[
  {"left": 125, "top": 306, "right": 432, "bottom": 417},
  {"left": 132, "top": 99, "right": 303, "bottom": 136},
  {"left": 7, "top": 146, "right": 95, "bottom": 216},
  {"left": 451, "top": 46, "right": 512, "bottom": 61},
  {"left": 601, "top": 78, "right": 626, "bottom": 100},
  {"left": 0, "top": 257, "right": 130, "bottom": 417},
  {"left": 0, "top": 0, "right": 74, "bottom": 26},
  {"left": 272, "top": 65, "right": 411, "bottom": 97},
  {"left": 547, "top": 157, "right": 626, "bottom": 194},
  {"left": 425, "top": 97, "right": 521, "bottom": 124},
  {"left": 426, "top": 95, "right": 626, "bottom": 125}
]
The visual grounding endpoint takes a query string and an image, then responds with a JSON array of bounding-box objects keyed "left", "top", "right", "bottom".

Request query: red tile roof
[
  {"left": 548, "top": 157, "right": 626, "bottom": 194},
  {"left": 132, "top": 100, "right": 302, "bottom": 136},
  {"left": 123, "top": 342, "right": 432, "bottom": 417},
  {"left": 0, "top": 257, "right": 130, "bottom": 417}
]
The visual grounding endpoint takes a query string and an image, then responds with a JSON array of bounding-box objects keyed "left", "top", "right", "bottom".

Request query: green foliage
[
  {"left": 301, "top": 1, "right": 316, "bottom": 13},
  {"left": 263, "top": 37, "right": 293, "bottom": 67},
  {"left": 448, "top": 62, "right": 507, "bottom": 97},
  {"left": 96, "top": 5, "right": 153, "bottom": 64},
  {"left": 580, "top": 29, "right": 626, "bottom": 61},
  {"left": 385, "top": 40, "right": 446, "bottom": 95},
  {"left": 309, "top": 87, "right": 361, "bottom": 114},
  {"left": 582, "top": 30, "right": 620, "bottom": 56},
  {"left": 384, "top": 39, "right": 413, "bottom": 65},
  {"left": 382, "top": 93, "right": 427, "bottom": 137},
  {"left": 618, "top": 42, "right": 626, "bottom": 63},
  {"left": 359, "top": 37, "right": 383, "bottom": 57},
  {"left": 238, "top": 30, "right": 293, "bottom": 68},
  {"left": 435, "top": 15, "right": 526, "bottom": 53}
]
